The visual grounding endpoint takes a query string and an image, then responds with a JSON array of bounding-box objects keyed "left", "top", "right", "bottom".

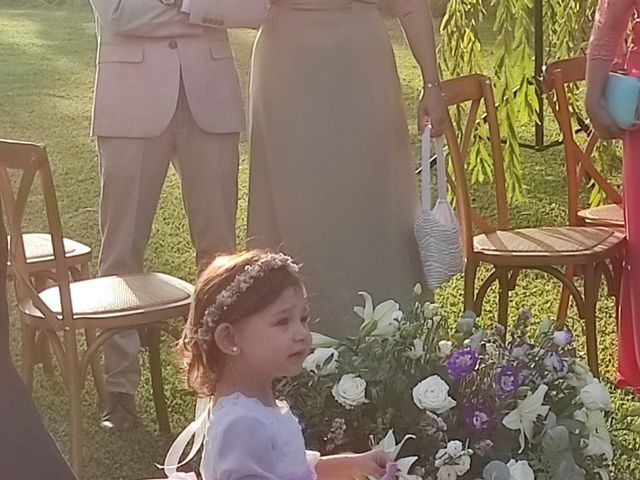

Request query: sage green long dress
[{"left": 247, "top": 0, "right": 425, "bottom": 337}]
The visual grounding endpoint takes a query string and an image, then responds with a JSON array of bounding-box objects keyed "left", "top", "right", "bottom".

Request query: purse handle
[{"left": 420, "top": 126, "right": 447, "bottom": 209}]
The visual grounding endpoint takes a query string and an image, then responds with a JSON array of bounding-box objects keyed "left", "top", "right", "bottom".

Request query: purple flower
[
  {"left": 553, "top": 330, "right": 573, "bottom": 347},
  {"left": 495, "top": 365, "right": 520, "bottom": 397},
  {"left": 447, "top": 347, "right": 479, "bottom": 379},
  {"left": 464, "top": 403, "right": 494, "bottom": 434},
  {"left": 543, "top": 351, "right": 569, "bottom": 376}
]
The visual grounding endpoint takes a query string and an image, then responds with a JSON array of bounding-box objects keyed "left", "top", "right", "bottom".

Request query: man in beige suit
[{"left": 89, "top": 0, "right": 250, "bottom": 430}]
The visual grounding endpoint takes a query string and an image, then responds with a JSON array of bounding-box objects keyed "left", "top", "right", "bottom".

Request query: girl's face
[{"left": 234, "top": 286, "right": 312, "bottom": 380}]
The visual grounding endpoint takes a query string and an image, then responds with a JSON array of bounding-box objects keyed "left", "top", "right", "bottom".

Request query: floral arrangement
[{"left": 280, "top": 287, "right": 619, "bottom": 480}]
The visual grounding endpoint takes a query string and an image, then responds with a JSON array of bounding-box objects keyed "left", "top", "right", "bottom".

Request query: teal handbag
[{"left": 604, "top": 72, "right": 640, "bottom": 129}]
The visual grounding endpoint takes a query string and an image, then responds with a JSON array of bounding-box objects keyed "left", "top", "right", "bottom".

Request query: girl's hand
[
  {"left": 585, "top": 97, "right": 625, "bottom": 140},
  {"left": 418, "top": 86, "right": 448, "bottom": 137},
  {"left": 349, "top": 449, "right": 391, "bottom": 478}
]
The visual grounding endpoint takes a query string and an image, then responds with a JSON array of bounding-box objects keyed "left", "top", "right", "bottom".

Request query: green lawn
[{"left": 0, "top": 5, "right": 638, "bottom": 480}]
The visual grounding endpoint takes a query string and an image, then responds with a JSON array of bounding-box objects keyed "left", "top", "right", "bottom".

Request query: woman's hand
[
  {"left": 585, "top": 97, "right": 625, "bottom": 140},
  {"left": 418, "top": 86, "right": 448, "bottom": 137}
]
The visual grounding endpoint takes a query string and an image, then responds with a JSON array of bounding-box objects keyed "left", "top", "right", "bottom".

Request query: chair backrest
[
  {"left": 542, "top": 56, "right": 622, "bottom": 225},
  {"left": 0, "top": 139, "right": 74, "bottom": 328},
  {"left": 437, "top": 74, "right": 510, "bottom": 257}
]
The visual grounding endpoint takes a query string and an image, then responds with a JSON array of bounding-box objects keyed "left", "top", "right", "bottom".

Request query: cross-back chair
[
  {"left": 543, "top": 56, "right": 623, "bottom": 228},
  {"left": 0, "top": 139, "right": 194, "bottom": 479},
  {"left": 0, "top": 160, "right": 93, "bottom": 384},
  {"left": 542, "top": 56, "right": 624, "bottom": 321},
  {"left": 435, "top": 74, "right": 625, "bottom": 378}
]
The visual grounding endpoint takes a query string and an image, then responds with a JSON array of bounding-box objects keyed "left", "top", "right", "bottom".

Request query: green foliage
[{"left": 438, "top": 0, "right": 602, "bottom": 203}]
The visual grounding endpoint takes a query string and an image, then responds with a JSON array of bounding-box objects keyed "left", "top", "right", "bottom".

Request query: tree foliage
[{"left": 438, "top": 0, "right": 599, "bottom": 201}]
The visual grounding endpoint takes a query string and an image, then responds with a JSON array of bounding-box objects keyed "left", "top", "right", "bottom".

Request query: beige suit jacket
[{"left": 89, "top": 0, "right": 245, "bottom": 138}]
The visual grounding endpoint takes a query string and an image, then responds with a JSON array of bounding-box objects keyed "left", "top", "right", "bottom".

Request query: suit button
[{"left": 168, "top": 39, "right": 178, "bottom": 49}]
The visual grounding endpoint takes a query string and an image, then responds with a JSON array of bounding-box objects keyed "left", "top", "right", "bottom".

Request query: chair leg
[
  {"left": 21, "top": 321, "right": 37, "bottom": 390},
  {"left": 463, "top": 260, "right": 479, "bottom": 313},
  {"left": 85, "top": 328, "right": 106, "bottom": 406},
  {"left": 63, "top": 329, "right": 84, "bottom": 479},
  {"left": 583, "top": 263, "right": 601, "bottom": 378},
  {"left": 556, "top": 265, "right": 575, "bottom": 328},
  {"left": 497, "top": 269, "right": 510, "bottom": 332},
  {"left": 35, "top": 330, "right": 55, "bottom": 377},
  {"left": 147, "top": 327, "right": 170, "bottom": 433}
]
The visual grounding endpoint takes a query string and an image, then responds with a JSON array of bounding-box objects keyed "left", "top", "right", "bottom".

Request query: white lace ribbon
[{"left": 159, "top": 396, "right": 213, "bottom": 477}]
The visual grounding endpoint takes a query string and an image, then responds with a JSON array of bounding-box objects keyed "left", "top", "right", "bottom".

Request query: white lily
[
  {"left": 396, "top": 456, "right": 420, "bottom": 480},
  {"left": 502, "top": 384, "right": 550, "bottom": 452},
  {"left": 354, "top": 291, "right": 402, "bottom": 337},
  {"left": 406, "top": 339, "right": 425, "bottom": 360},
  {"left": 311, "top": 332, "right": 340, "bottom": 348},
  {"left": 368, "top": 431, "right": 418, "bottom": 480},
  {"left": 377, "top": 429, "right": 416, "bottom": 460}
]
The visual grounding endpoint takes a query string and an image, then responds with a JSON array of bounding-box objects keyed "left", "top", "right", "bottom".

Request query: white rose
[
  {"left": 413, "top": 283, "right": 423, "bottom": 296},
  {"left": 438, "top": 340, "right": 453, "bottom": 358},
  {"left": 303, "top": 347, "right": 338, "bottom": 376},
  {"left": 332, "top": 374, "right": 368, "bottom": 409},
  {"left": 507, "top": 460, "right": 534, "bottom": 480},
  {"left": 446, "top": 440, "right": 464, "bottom": 458},
  {"left": 412, "top": 375, "right": 457, "bottom": 414},
  {"left": 580, "top": 380, "right": 612, "bottom": 411}
]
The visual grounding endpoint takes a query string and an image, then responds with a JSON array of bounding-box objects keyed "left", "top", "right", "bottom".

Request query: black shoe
[{"left": 99, "top": 392, "right": 136, "bottom": 432}]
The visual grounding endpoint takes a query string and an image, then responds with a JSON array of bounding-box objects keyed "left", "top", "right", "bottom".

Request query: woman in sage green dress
[{"left": 247, "top": 0, "right": 447, "bottom": 337}]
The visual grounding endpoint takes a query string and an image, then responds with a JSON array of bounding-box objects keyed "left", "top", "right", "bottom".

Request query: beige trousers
[{"left": 97, "top": 82, "right": 239, "bottom": 394}]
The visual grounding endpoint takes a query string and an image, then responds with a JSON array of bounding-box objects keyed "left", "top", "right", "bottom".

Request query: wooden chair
[
  {"left": 0, "top": 164, "right": 93, "bottom": 385},
  {"left": 542, "top": 56, "right": 623, "bottom": 228},
  {"left": 0, "top": 139, "right": 194, "bottom": 479},
  {"left": 435, "top": 74, "right": 625, "bottom": 378},
  {"left": 542, "top": 56, "right": 624, "bottom": 321}
]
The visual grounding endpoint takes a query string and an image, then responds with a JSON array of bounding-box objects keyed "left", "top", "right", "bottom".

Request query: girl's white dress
[{"left": 200, "top": 393, "right": 319, "bottom": 480}]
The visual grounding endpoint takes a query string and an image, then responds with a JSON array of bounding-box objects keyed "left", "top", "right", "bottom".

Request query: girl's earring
[{"left": 231, "top": 346, "right": 239, "bottom": 354}]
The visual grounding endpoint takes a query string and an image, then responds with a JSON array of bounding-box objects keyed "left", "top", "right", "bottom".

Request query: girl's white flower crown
[{"left": 196, "top": 253, "right": 300, "bottom": 344}]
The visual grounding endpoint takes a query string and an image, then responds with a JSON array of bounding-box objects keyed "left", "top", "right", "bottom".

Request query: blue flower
[
  {"left": 464, "top": 403, "right": 495, "bottom": 435},
  {"left": 495, "top": 365, "right": 520, "bottom": 397},
  {"left": 447, "top": 347, "right": 479, "bottom": 379}
]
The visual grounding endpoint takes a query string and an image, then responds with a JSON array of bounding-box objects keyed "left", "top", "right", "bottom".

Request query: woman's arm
[
  {"left": 585, "top": 0, "right": 635, "bottom": 139},
  {"left": 392, "top": 0, "right": 448, "bottom": 136}
]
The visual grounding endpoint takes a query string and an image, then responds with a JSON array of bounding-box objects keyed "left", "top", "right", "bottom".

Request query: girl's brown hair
[{"left": 179, "top": 249, "right": 305, "bottom": 396}]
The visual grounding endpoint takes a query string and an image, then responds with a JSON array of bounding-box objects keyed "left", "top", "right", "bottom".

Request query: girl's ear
[{"left": 214, "top": 323, "right": 241, "bottom": 355}]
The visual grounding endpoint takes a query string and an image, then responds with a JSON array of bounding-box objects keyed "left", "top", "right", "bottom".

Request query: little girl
[{"left": 166, "top": 250, "right": 389, "bottom": 480}]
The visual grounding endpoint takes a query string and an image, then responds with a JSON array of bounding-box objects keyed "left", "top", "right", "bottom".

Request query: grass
[{"left": 0, "top": 4, "right": 638, "bottom": 479}]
